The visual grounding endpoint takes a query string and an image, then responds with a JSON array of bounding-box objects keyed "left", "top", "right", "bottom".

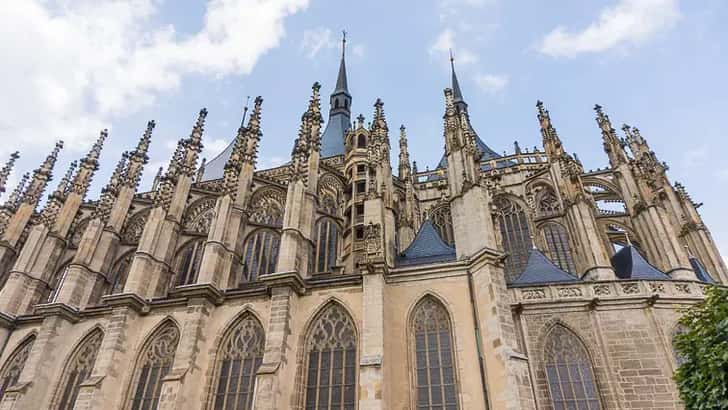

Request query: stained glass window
[
  {"left": 412, "top": 296, "right": 458, "bottom": 410},
  {"left": 241, "top": 229, "right": 280, "bottom": 284},
  {"left": 494, "top": 197, "right": 533, "bottom": 282},
  {"left": 430, "top": 206, "right": 454, "bottom": 246},
  {"left": 174, "top": 239, "right": 205, "bottom": 286},
  {"left": 313, "top": 218, "right": 339, "bottom": 273},
  {"left": 129, "top": 322, "right": 179, "bottom": 410},
  {"left": 542, "top": 223, "right": 576, "bottom": 273},
  {"left": 56, "top": 329, "right": 103, "bottom": 410},
  {"left": 304, "top": 303, "right": 357, "bottom": 410},
  {"left": 212, "top": 314, "right": 265, "bottom": 410},
  {"left": 544, "top": 325, "right": 602, "bottom": 410},
  {"left": 0, "top": 336, "right": 34, "bottom": 401}
]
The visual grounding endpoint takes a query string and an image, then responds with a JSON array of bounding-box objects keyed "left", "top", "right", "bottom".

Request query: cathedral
[{"left": 0, "top": 36, "right": 723, "bottom": 410}]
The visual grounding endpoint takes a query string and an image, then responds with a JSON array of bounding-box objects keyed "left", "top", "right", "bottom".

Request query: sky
[{"left": 1, "top": 0, "right": 727, "bottom": 262}]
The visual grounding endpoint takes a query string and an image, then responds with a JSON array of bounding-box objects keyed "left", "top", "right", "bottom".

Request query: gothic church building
[{"left": 0, "top": 38, "right": 723, "bottom": 410}]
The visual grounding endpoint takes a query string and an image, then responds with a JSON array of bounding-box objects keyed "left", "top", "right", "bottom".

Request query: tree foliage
[{"left": 673, "top": 286, "right": 728, "bottom": 409}]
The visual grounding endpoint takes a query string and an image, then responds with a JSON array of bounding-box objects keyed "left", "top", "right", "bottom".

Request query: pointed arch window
[
  {"left": 304, "top": 303, "right": 357, "bottom": 410},
  {"left": 314, "top": 218, "right": 340, "bottom": 273},
  {"left": 0, "top": 336, "right": 34, "bottom": 401},
  {"left": 543, "top": 325, "right": 602, "bottom": 410},
  {"left": 56, "top": 329, "right": 103, "bottom": 410},
  {"left": 211, "top": 314, "right": 265, "bottom": 410},
  {"left": 537, "top": 189, "right": 561, "bottom": 218},
  {"left": 174, "top": 238, "right": 205, "bottom": 286},
  {"left": 128, "top": 322, "right": 180, "bottom": 410},
  {"left": 494, "top": 197, "right": 533, "bottom": 282},
  {"left": 430, "top": 205, "right": 454, "bottom": 246},
  {"left": 411, "top": 297, "right": 459, "bottom": 410},
  {"left": 241, "top": 229, "right": 280, "bottom": 284},
  {"left": 542, "top": 223, "right": 576, "bottom": 273}
]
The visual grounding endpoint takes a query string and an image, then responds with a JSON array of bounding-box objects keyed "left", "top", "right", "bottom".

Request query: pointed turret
[
  {"left": 22, "top": 141, "right": 63, "bottom": 207},
  {"left": 94, "top": 152, "right": 129, "bottom": 222},
  {"left": 39, "top": 160, "right": 76, "bottom": 228},
  {"left": 0, "top": 152, "right": 19, "bottom": 195},
  {"left": 594, "top": 105, "right": 628, "bottom": 167},
  {"left": 398, "top": 125, "right": 411, "bottom": 180},
  {"left": 123, "top": 120, "right": 155, "bottom": 190},
  {"left": 223, "top": 96, "right": 263, "bottom": 197},
  {"left": 5, "top": 173, "right": 28, "bottom": 211},
  {"left": 536, "top": 100, "right": 566, "bottom": 158},
  {"left": 320, "top": 32, "right": 352, "bottom": 157},
  {"left": 70, "top": 129, "right": 107, "bottom": 197}
]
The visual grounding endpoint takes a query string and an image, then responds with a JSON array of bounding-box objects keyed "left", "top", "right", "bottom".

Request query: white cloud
[
  {"left": 539, "top": 0, "right": 680, "bottom": 58},
  {"left": 203, "top": 138, "right": 231, "bottom": 160},
  {"left": 301, "top": 27, "right": 335, "bottom": 59},
  {"left": 429, "top": 29, "right": 478, "bottom": 66},
  {"left": 0, "top": 0, "right": 309, "bottom": 155},
  {"left": 474, "top": 73, "right": 509, "bottom": 94}
]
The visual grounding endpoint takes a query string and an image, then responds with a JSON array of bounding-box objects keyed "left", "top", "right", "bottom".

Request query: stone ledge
[
  {"left": 168, "top": 283, "right": 224, "bottom": 305},
  {"left": 101, "top": 293, "right": 150, "bottom": 314},
  {"left": 0, "top": 311, "right": 16, "bottom": 329},
  {"left": 34, "top": 302, "right": 81, "bottom": 323},
  {"left": 360, "top": 354, "right": 382, "bottom": 367},
  {"left": 259, "top": 271, "right": 306, "bottom": 295}
]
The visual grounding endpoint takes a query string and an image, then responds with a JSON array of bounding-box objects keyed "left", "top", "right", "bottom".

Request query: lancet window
[
  {"left": 56, "top": 329, "right": 103, "bottom": 410},
  {"left": 110, "top": 252, "right": 134, "bottom": 295},
  {"left": 494, "top": 197, "right": 533, "bottom": 281},
  {"left": 174, "top": 238, "right": 205, "bottom": 286},
  {"left": 211, "top": 314, "right": 265, "bottom": 410},
  {"left": 241, "top": 229, "right": 280, "bottom": 284},
  {"left": 542, "top": 223, "right": 576, "bottom": 273},
  {"left": 543, "top": 325, "right": 602, "bottom": 410},
  {"left": 0, "top": 336, "right": 34, "bottom": 402},
  {"left": 411, "top": 296, "right": 459, "bottom": 410},
  {"left": 304, "top": 303, "right": 357, "bottom": 410},
  {"left": 313, "top": 218, "right": 340, "bottom": 273},
  {"left": 128, "top": 322, "right": 180, "bottom": 410},
  {"left": 429, "top": 205, "right": 454, "bottom": 246}
]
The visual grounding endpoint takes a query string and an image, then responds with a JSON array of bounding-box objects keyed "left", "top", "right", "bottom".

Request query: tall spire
[
  {"left": 335, "top": 30, "right": 349, "bottom": 94},
  {"left": 122, "top": 120, "right": 155, "bottom": 190},
  {"left": 399, "top": 125, "right": 412, "bottom": 180},
  {"left": 0, "top": 152, "right": 19, "bottom": 195},
  {"left": 320, "top": 30, "right": 353, "bottom": 157},
  {"left": 71, "top": 129, "right": 108, "bottom": 196},
  {"left": 450, "top": 50, "right": 466, "bottom": 109},
  {"left": 536, "top": 100, "right": 565, "bottom": 158},
  {"left": 594, "top": 104, "right": 628, "bottom": 167}
]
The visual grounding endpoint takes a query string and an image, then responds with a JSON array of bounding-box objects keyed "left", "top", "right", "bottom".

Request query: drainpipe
[{"left": 467, "top": 268, "right": 491, "bottom": 410}]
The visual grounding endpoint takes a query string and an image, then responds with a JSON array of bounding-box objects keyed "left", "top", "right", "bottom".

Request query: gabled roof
[
  {"left": 396, "top": 219, "right": 456, "bottom": 267},
  {"left": 510, "top": 248, "right": 579, "bottom": 286},
  {"left": 611, "top": 245, "right": 670, "bottom": 280},
  {"left": 689, "top": 256, "right": 715, "bottom": 283}
]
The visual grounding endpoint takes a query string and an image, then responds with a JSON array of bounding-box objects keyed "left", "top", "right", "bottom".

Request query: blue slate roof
[
  {"left": 689, "top": 256, "right": 715, "bottom": 283},
  {"left": 611, "top": 245, "right": 670, "bottom": 280},
  {"left": 436, "top": 133, "right": 502, "bottom": 169},
  {"left": 201, "top": 139, "right": 234, "bottom": 180},
  {"left": 397, "top": 219, "right": 456, "bottom": 267},
  {"left": 511, "top": 248, "right": 579, "bottom": 286},
  {"left": 320, "top": 113, "right": 350, "bottom": 158}
]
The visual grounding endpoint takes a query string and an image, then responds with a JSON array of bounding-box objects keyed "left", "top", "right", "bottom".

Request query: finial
[
  {"left": 87, "top": 129, "right": 108, "bottom": 164},
  {"left": 342, "top": 30, "right": 347, "bottom": 57},
  {"left": 449, "top": 48, "right": 454, "bottom": 63},
  {"left": 240, "top": 96, "right": 251, "bottom": 128},
  {"left": 152, "top": 166, "right": 163, "bottom": 191},
  {"left": 137, "top": 120, "right": 155, "bottom": 155},
  {"left": 0, "top": 151, "right": 20, "bottom": 193},
  {"left": 59, "top": 160, "right": 78, "bottom": 195},
  {"left": 6, "top": 172, "right": 29, "bottom": 208}
]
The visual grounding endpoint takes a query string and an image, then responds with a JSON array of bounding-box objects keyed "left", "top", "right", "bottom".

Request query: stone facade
[{"left": 0, "top": 39, "right": 723, "bottom": 410}]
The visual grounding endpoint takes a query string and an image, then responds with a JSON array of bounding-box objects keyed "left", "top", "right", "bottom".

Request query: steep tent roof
[
  {"left": 689, "top": 256, "right": 716, "bottom": 283},
  {"left": 397, "top": 219, "right": 456, "bottom": 267},
  {"left": 511, "top": 248, "right": 580, "bottom": 286},
  {"left": 611, "top": 245, "right": 670, "bottom": 280}
]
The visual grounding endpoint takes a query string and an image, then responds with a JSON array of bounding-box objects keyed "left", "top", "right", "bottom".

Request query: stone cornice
[
  {"left": 259, "top": 271, "right": 306, "bottom": 295},
  {"left": 510, "top": 279, "right": 715, "bottom": 311},
  {"left": 168, "top": 283, "right": 224, "bottom": 305},
  {"left": 33, "top": 302, "right": 81, "bottom": 323}
]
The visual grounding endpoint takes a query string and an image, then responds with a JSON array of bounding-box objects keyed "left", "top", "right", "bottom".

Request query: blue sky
[{"left": 1, "top": 0, "right": 727, "bottom": 261}]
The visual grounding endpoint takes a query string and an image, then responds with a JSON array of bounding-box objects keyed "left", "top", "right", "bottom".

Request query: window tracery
[
  {"left": 493, "top": 196, "right": 533, "bottom": 282},
  {"left": 542, "top": 223, "right": 576, "bottom": 273},
  {"left": 241, "top": 229, "right": 280, "bottom": 284},
  {"left": 429, "top": 205, "right": 454, "bottom": 246},
  {"left": 0, "top": 336, "right": 34, "bottom": 402},
  {"left": 313, "top": 218, "right": 339, "bottom": 273},
  {"left": 121, "top": 210, "right": 149, "bottom": 244},
  {"left": 212, "top": 314, "right": 265, "bottom": 410},
  {"left": 110, "top": 252, "right": 134, "bottom": 295},
  {"left": 304, "top": 303, "right": 357, "bottom": 410},
  {"left": 543, "top": 325, "right": 602, "bottom": 410},
  {"left": 411, "top": 297, "right": 459, "bottom": 410},
  {"left": 129, "top": 322, "right": 179, "bottom": 410},
  {"left": 248, "top": 197, "right": 284, "bottom": 226},
  {"left": 537, "top": 189, "right": 560, "bottom": 218},
  {"left": 182, "top": 198, "right": 216, "bottom": 234},
  {"left": 174, "top": 239, "right": 205, "bottom": 286},
  {"left": 56, "top": 329, "right": 103, "bottom": 410}
]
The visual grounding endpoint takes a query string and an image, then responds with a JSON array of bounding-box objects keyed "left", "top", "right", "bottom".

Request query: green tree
[{"left": 673, "top": 285, "right": 728, "bottom": 409}]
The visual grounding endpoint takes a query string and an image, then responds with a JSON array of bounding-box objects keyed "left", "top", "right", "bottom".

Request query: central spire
[
  {"left": 320, "top": 30, "right": 353, "bottom": 158},
  {"left": 450, "top": 49, "right": 466, "bottom": 109}
]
